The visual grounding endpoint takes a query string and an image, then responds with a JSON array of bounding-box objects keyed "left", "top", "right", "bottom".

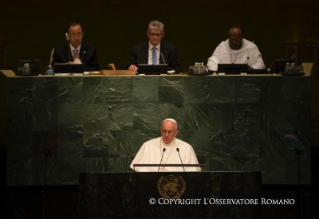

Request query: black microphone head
[
  {"left": 65, "top": 33, "right": 70, "bottom": 41},
  {"left": 163, "top": 148, "right": 166, "bottom": 152},
  {"left": 176, "top": 148, "right": 179, "bottom": 152}
]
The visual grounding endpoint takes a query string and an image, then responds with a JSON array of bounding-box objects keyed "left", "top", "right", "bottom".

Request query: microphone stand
[
  {"left": 176, "top": 148, "right": 185, "bottom": 172},
  {"left": 161, "top": 53, "right": 166, "bottom": 65},
  {"left": 158, "top": 148, "right": 166, "bottom": 172}
]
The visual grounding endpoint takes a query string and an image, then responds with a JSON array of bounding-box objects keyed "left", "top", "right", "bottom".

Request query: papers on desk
[
  {"left": 136, "top": 70, "right": 175, "bottom": 75},
  {"left": 218, "top": 72, "right": 247, "bottom": 75},
  {"left": 54, "top": 73, "right": 84, "bottom": 76}
]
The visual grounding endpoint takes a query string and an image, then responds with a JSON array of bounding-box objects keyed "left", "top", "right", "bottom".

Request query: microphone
[
  {"left": 161, "top": 53, "right": 166, "bottom": 65},
  {"left": 66, "top": 34, "right": 71, "bottom": 61},
  {"left": 158, "top": 148, "right": 166, "bottom": 172},
  {"left": 176, "top": 148, "right": 185, "bottom": 172},
  {"left": 246, "top": 57, "right": 251, "bottom": 71}
]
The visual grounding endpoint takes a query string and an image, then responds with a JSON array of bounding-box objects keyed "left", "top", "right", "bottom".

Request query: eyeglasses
[
  {"left": 161, "top": 130, "right": 175, "bottom": 135},
  {"left": 69, "top": 33, "right": 83, "bottom": 38},
  {"left": 149, "top": 33, "right": 163, "bottom": 37}
]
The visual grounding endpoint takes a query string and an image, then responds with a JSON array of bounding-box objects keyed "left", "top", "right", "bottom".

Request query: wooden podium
[{"left": 78, "top": 171, "right": 261, "bottom": 218}]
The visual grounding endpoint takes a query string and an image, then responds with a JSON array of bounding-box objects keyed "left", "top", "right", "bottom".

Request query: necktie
[
  {"left": 152, "top": 47, "right": 157, "bottom": 64},
  {"left": 73, "top": 49, "right": 78, "bottom": 61}
]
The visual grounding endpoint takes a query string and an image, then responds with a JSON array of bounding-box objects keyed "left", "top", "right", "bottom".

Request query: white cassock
[
  {"left": 207, "top": 39, "right": 265, "bottom": 71},
  {"left": 130, "top": 137, "right": 201, "bottom": 172}
]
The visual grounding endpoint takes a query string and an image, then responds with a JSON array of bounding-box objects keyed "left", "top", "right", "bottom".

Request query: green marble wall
[{"left": 2, "top": 73, "right": 311, "bottom": 186}]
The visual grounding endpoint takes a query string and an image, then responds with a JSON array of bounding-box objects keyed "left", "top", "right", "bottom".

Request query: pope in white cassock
[
  {"left": 207, "top": 25, "right": 265, "bottom": 71},
  {"left": 130, "top": 118, "right": 201, "bottom": 172}
]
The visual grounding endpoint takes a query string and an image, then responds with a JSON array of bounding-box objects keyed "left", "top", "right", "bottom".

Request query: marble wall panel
[
  {"left": 234, "top": 77, "right": 261, "bottom": 104},
  {"left": 133, "top": 77, "right": 159, "bottom": 103},
  {"left": 209, "top": 77, "right": 236, "bottom": 104},
  {"left": 183, "top": 77, "right": 209, "bottom": 104},
  {"left": 3, "top": 75, "right": 311, "bottom": 185},
  {"left": 209, "top": 103, "right": 235, "bottom": 132},
  {"left": 159, "top": 77, "right": 184, "bottom": 105}
]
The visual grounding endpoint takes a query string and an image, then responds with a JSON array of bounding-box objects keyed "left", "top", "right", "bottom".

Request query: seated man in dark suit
[
  {"left": 127, "top": 20, "right": 181, "bottom": 73},
  {"left": 52, "top": 22, "right": 99, "bottom": 71}
]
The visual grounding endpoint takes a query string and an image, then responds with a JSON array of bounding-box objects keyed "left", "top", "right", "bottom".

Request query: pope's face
[
  {"left": 160, "top": 121, "right": 178, "bottom": 144},
  {"left": 68, "top": 25, "right": 84, "bottom": 48},
  {"left": 147, "top": 28, "right": 164, "bottom": 47},
  {"left": 228, "top": 28, "right": 243, "bottom": 50}
]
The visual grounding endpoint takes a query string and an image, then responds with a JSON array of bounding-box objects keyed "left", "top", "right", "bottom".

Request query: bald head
[{"left": 228, "top": 27, "right": 244, "bottom": 50}]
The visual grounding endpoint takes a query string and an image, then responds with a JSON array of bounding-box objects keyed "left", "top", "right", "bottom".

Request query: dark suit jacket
[
  {"left": 52, "top": 43, "right": 99, "bottom": 71},
  {"left": 126, "top": 42, "right": 181, "bottom": 73}
]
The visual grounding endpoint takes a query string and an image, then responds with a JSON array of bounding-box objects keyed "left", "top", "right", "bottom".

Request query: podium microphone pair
[{"left": 158, "top": 148, "right": 185, "bottom": 172}]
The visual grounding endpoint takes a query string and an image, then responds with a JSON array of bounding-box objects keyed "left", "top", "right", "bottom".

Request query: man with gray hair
[
  {"left": 126, "top": 20, "right": 181, "bottom": 73},
  {"left": 130, "top": 118, "right": 200, "bottom": 172}
]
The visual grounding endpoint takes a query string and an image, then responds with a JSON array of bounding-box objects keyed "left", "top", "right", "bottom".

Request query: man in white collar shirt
[
  {"left": 52, "top": 22, "right": 99, "bottom": 71},
  {"left": 207, "top": 25, "right": 265, "bottom": 71},
  {"left": 126, "top": 20, "right": 181, "bottom": 73},
  {"left": 130, "top": 118, "right": 201, "bottom": 172}
]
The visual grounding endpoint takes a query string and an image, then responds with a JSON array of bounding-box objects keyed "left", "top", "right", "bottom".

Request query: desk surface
[{"left": 1, "top": 63, "right": 313, "bottom": 77}]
